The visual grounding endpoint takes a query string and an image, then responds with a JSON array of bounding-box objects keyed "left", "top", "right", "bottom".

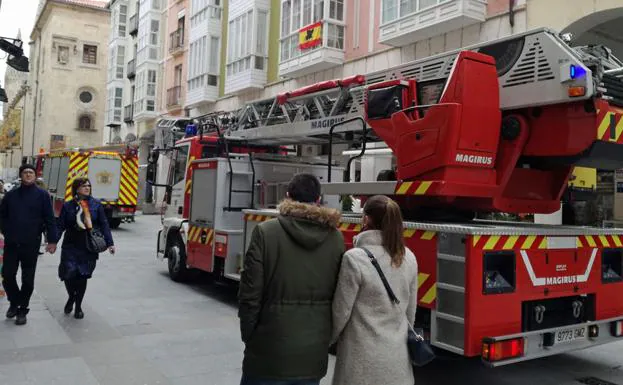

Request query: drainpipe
[
  {"left": 509, "top": 0, "right": 515, "bottom": 28},
  {"left": 30, "top": 33, "right": 42, "bottom": 157}
]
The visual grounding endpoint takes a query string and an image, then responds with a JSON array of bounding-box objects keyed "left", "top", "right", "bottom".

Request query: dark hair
[
  {"left": 72, "top": 177, "right": 91, "bottom": 197},
  {"left": 287, "top": 173, "right": 321, "bottom": 203},
  {"left": 363, "top": 195, "right": 406, "bottom": 267}
]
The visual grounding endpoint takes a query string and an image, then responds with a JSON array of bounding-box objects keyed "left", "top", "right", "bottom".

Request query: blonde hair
[{"left": 363, "top": 195, "right": 406, "bottom": 267}]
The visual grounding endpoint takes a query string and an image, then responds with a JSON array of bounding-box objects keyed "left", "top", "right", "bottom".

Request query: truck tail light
[
  {"left": 483, "top": 251, "right": 516, "bottom": 294},
  {"left": 611, "top": 320, "right": 623, "bottom": 337},
  {"left": 602, "top": 249, "right": 623, "bottom": 283},
  {"left": 214, "top": 234, "right": 228, "bottom": 257},
  {"left": 120, "top": 206, "right": 136, "bottom": 213},
  {"left": 482, "top": 338, "right": 524, "bottom": 363}
]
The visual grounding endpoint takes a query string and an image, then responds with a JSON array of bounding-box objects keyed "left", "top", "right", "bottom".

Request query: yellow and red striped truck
[{"left": 34, "top": 145, "right": 139, "bottom": 229}]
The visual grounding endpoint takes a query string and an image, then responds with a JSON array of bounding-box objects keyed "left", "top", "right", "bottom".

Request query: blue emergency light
[
  {"left": 185, "top": 124, "right": 198, "bottom": 137},
  {"left": 569, "top": 65, "right": 586, "bottom": 79}
]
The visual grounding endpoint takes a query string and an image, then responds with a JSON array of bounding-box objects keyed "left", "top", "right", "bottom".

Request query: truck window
[
  {"left": 173, "top": 144, "right": 190, "bottom": 185},
  {"left": 201, "top": 145, "right": 218, "bottom": 159}
]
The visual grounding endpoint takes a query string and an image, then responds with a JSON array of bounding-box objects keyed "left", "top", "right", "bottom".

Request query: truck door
[
  {"left": 88, "top": 157, "right": 122, "bottom": 202},
  {"left": 166, "top": 143, "right": 190, "bottom": 218}
]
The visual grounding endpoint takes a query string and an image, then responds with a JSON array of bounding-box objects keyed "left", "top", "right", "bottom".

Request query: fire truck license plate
[{"left": 554, "top": 327, "right": 586, "bottom": 344}]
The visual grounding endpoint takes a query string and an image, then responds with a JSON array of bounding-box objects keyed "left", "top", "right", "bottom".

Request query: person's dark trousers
[
  {"left": 1, "top": 244, "right": 39, "bottom": 314},
  {"left": 240, "top": 375, "right": 320, "bottom": 385}
]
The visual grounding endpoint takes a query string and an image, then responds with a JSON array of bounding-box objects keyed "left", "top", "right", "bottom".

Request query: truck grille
[{"left": 521, "top": 295, "right": 595, "bottom": 332}]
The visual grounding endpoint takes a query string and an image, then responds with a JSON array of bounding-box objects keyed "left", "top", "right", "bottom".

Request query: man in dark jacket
[
  {"left": 0, "top": 164, "right": 58, "bottom": 325},
  {"left": 238, "top": 173, "right": 345, "bottom": 385}
]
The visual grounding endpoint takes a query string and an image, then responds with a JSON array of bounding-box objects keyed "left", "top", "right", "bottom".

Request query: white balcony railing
[{"left": 379, "top": 0, "right": 487, "bottom": 47}]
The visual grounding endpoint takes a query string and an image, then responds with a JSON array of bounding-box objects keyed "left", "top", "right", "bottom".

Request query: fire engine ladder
[
  {"left": 201, "top": 119, "right": 257, "bottom": 212},
  {"left": 225, "top": 28, "right": 610, "bottom": 150},
  {"left": 226, "top": 75, "right": 376, "bottom": 146}
]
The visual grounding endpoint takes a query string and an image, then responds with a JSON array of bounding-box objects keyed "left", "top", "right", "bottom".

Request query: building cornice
[{"left": 31, "top": 0, "right": 110, "bottom": 41}]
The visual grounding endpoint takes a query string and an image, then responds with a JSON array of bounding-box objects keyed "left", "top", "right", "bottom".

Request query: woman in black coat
[{"left": 56, "top": 177, "right": 115, "bottom": 319}]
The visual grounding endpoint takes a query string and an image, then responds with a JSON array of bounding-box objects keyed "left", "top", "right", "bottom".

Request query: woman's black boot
[
  {"left": 73, "top": 279, "right": 87, "bottom": 319},
  {"left": 64, "top": 297, "right": 74, "bottom": 315},
  {"left": 63, "top": 281, "right": 75, "bottom": 315}
]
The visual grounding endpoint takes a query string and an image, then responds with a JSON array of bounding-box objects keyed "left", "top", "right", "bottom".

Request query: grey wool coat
[{"left": 331, "top": 230, "right": 419, "bottom": 385}]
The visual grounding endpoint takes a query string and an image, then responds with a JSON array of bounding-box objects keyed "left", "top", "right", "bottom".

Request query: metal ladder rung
[
  {"left": 224, "top": 207, "right": 249, "bottom": 212},
  {"left": 228, "top": 171, "right": 254, "bottom": 175}
]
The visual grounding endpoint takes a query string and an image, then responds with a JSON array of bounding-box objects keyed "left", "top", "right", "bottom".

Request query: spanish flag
[{"left": 299, "top": 22, "right": 322, "bottom": 49}]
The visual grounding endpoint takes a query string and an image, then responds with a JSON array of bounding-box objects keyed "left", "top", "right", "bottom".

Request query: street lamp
[{"left": 0, "top": 37, "right": 29, "bottom": 72}]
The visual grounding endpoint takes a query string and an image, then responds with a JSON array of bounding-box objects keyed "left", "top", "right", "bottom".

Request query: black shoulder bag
[
  {"left": 85, "top": 228, "right": 108, "bottom": 254},
  {"left": 361, "top": 246, "right": 436, "bottom": 367}
]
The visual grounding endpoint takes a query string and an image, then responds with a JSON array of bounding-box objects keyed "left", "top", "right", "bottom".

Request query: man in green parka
[{"left": 238, "top": 173, "right": 345, "bottom": 385}]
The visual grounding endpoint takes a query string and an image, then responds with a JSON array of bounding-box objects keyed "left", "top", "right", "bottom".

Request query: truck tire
[
  {"left": 167, "top": 235, "right": 192, "bottom": 282},
  {"left": 109, "top": 218, "right": 122, "bottom": 229}
]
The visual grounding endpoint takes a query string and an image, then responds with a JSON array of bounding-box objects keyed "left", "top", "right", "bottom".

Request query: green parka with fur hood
[{"left": 238, "top": 199, "right": 345, "bottom": 380}]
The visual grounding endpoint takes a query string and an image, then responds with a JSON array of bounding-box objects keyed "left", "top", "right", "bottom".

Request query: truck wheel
[
  {"left": 167, "top": 235, "right": 191, "bottom": 282},
  {"left": 109, "top": 218, "right": 122, "bottom": 229}
]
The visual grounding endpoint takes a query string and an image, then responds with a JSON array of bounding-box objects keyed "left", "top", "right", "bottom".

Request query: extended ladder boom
[{"left": 226, "top": 28, "right": 618, "bottom": 145}]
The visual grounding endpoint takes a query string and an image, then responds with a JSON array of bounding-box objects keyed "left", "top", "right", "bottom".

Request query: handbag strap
[
  {"left": 360, "top": 247, "right": 400, "bottom": 305},
  {"left": 360, "top": 246, "right": 419, "bottom": 335}
]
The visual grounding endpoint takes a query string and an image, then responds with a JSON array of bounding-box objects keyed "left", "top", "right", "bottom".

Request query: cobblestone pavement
[{"left": 0, "top": 214, "right": 622, "bottom": 385}]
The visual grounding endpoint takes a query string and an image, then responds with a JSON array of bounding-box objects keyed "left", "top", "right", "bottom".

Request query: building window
[
  {"left": 280, "top": 0, "right": 344, "bottom": 62},
  {"left": 119, "top": 4, "right": 127, "bottom": 37},
  {"left": 382, "top": 0, "right": 444, "bottom": 24},
  {"left": 78, "top": 115, "right": 92, "bottom": 130},
  {"left": 83, "top": 44, "right": 97, "bottom": 64},
  {"left": 116, "top": 46, "right": 125, "bottom": 79},
  {"left": 79, "top": 91, "right": 93, "bottom": 104},
  {"left": 150, "top": 20, "right": 159, "bottom": 45},
  {"left": 227, "top": 9, "right": 268, "bottom": 76},
  {"left": 327, "top": 24, "right": 344, "bottom": 49},
  {"left": 58, "top": 46, "right": 69, "bottom": 64},
  {"left": 147, "top": 69, "right": 156, "bottom": 96},
  {"left": 114, "top": 88, "right": 123, "bottom": 121},
  {"left": 209, "top": 36, "right": 219, "bottom": 73},
  {"left": 191, "top": 0, "right": 222, "bottom": 27},
  {"left": 329, "top": 0, "right": 343, "bottom": 20}
]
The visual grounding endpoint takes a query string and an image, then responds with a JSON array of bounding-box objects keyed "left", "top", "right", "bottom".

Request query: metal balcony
[
  {"left": 127, "top": 59, "right": 136, "bottom": 79},
  {"left": 129, "top": 14, "right": 138, "bottom": 36},
  {"left": 169, "top": 29, "right": 184, "bottom": 55},
  {"left": 167, "top": 86, "right": 182, "bottom": 108},
  {"left": 124, "top": 104, "right": 134, "bottom": 123}
]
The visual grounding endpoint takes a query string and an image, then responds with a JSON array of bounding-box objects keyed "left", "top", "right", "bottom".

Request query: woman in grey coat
[{"left": 331, "top": 195, "right": 418, "bottom": 385}]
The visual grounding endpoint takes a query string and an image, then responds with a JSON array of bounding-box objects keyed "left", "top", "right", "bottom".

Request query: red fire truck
[{"left": 152, "top": 29, "right": 623, "bottom": 366}]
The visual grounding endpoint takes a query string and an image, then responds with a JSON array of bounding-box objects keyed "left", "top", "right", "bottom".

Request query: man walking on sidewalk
[
  {"left": 0, "top": 164, "right": 58, "bottom": 325},
  {"left": 238, "top": 173, "right": 345, "bottom": 385}
]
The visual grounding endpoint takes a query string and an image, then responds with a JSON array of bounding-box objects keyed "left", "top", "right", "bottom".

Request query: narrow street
[{"left": 0, "top": 214, "right": 622, "bottom": 385}]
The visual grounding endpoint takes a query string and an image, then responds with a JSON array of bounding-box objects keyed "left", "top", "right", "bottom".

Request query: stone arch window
[{"left": 78, "top": 114, "right": 93, "bottom": 130}]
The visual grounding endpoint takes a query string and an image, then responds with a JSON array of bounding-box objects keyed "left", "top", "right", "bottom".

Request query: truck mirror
[
  {"left": 165, "top": 186, "right": 172, "bottom": 205},
  {"left": 148, "top": 149, "right": 159, "bottom": 164},
  {"left": 146, "top": 163, "right": 156, "bottom": 185}
]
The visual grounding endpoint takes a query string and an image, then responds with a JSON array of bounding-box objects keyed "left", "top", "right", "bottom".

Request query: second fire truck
[
  {"left": 152, "top": 28, "right": 623, "bottom": 366},
  {"left": 35, "top": 144, "right": 139, "bottom": 228}
]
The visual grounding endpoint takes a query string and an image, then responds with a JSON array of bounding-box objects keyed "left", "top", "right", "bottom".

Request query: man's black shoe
[
  {"left": 5, "top": 305, "right": 18, "bottom": 319},
  {"left": 74, "top": 309, "right": 84, "bottom": 319},
  {"left": 15, "top": 313, "right": 27, "bottom": 325}
]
